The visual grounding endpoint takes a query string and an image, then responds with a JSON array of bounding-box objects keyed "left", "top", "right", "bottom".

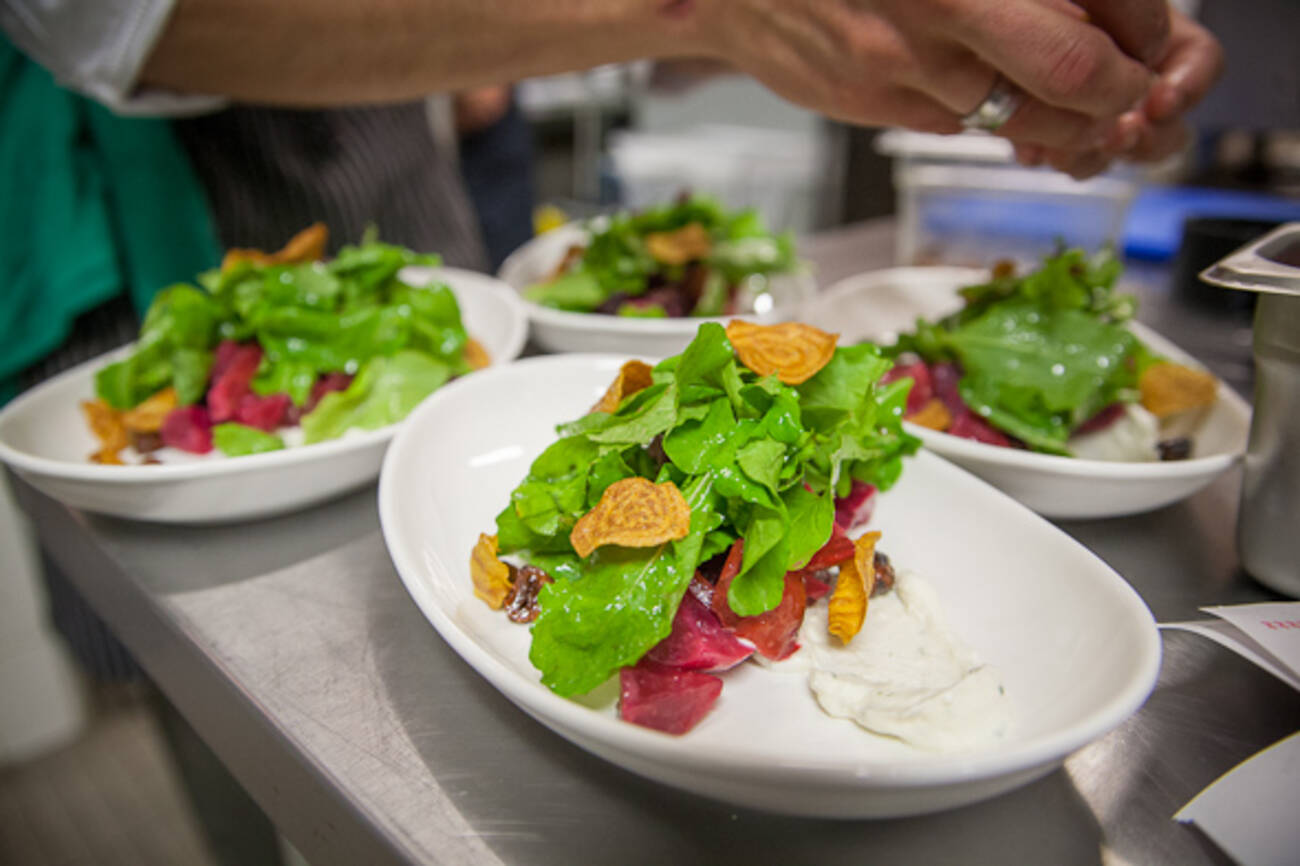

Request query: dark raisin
[
  {"left": 130, "top": 430, "right": 164, "bottom": 453},
  {"left": 872, "top": 551, "right": 896, "bottom": 595},
  {"left": 504, "top": 566, "right": 553, "bottom": 624},
  {"left": 1157, "top": 437, "right": 1193, "bottom": 461}
]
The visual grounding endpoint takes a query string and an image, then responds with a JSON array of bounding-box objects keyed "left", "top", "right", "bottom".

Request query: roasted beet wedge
[
  {"left": 645, "top": 590, "right": 754, "bottom": 671},
  {"left": 881, "top": 359, "right": 933, "bottom": 414},
  {"left": 948, "top": 409, "right": 1013, "bottom": 447},
  {"left": 929, "top": 362, "right": 966, "bottom": 415},
  {"left": 833, "top": 481, "right": 877, "bottom": 531},
  {"left": 619, "top": 660, "right": 723, "bottom": 735},
  {"left": 711, "top": 541, "right": 807, "bottom": 661},
  {"left": 160, "top": 406, "right": 213, "bottom": 454},
  {"left": 207, "top": 343, "right": 263, "bottom": 423},
  {"left": 234, "top": 392, "right": 291, "bottom": 432}
]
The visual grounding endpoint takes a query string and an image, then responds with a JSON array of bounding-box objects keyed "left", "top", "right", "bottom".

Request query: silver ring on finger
[{"left": 960, "top": 74, "right": 1024, "bottom": 132}]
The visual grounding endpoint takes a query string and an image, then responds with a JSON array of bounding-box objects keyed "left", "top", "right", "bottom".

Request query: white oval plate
[
  {"left": 497, "top": 224, "right": 817, "bottom": 357},
  {"left": 378, "top": 353, "right": 1161, "bottom": 818},
  {"left": 0, "top": 267, "right": 528, "bottom": 523},
  {"left": 800, "top": 267, "right": 1252, "bottom": 519}
]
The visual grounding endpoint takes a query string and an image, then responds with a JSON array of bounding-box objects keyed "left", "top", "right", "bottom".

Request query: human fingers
[
  {"left": 1125, "top": 116, "right": 1191, "bottom": 163},
  {"left": 1072, "top": 0, "right": 1171, "bottom": 65},
  {"left": 1043, "top": 146, "right": 1115, "bottom": 181},
  {"left": 1141, "top": 10, "right": 1223, "bottom": 123},
  {"left": 949, "top": 0, "right": 1153, "bottom": 118}
]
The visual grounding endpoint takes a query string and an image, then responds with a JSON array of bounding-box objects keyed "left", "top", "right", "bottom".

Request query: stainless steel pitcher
[{"left": 1201, "top": 222, "right": 1300, "bottom": 597}]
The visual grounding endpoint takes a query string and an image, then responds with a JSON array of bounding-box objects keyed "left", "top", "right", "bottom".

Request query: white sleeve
[{"left": 1, "top": 0, "right": 227, "bottom": 115}]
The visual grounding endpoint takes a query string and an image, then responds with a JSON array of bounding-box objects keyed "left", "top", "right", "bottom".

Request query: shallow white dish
[
  {"left": 0, "top": 267, "right": 527, "bottom": 524},
  {"left": 497, "top": 223, "right": 817, "bottom": 357},
  {"left": 378, "top": 353, "right": 1162, "bottom": 818},
  {"left": 800, "top": 267, "right": 1252, "bottom": 519}
]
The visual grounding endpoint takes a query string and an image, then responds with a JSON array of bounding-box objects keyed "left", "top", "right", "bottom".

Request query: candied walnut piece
[
  {"left": 569, "top": 477, "right": 691, "bottom": 558},
  {"left": 222, "top": 222, "right": 328, "bottom": 272},
  {"left": 504, "top": 565, "right": 552, "bottom": 624},
  {"left": 1139, "top": 362, "right": 1217, "bottom": 418},
  {"left": 907, "top": 397, "right": 953, "bottom": 431},
  {"left": 81, "top": 398, "right": 128, "bottom": 464},
  {"left": 644, "top": 222, "right": 712, "bottom": 266},
  {"left": 463, "top": 337, "right": 491, "bottom": 370},
  {"left": 828, "top": 531, "right": 881, "bottom": 644},
  {"left": 725, "top": 320, "right": 838, "bottom": 385},
  {"left": 591, "top": 360, "right": 655, "bottom": 414},
  {"left": 121, "top": 387, "right": 178, "bottom": 434},
  {"left": 1157, "top": 437, "right": 1193, "bottom": 461},
  {"left": 470, "top": 533, "right": 512, "bottom": 609},
  {"left": 129, "top": 431, "right": 164, "bottom": 454}
]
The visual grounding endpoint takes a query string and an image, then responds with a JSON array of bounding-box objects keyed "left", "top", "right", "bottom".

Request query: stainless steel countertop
[{"left": 16, "top": 221, "right": 1299, "bottom": 866}]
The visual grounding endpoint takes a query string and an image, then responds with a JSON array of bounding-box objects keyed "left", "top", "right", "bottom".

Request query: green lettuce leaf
[
  {"left": 300, "top": 350, "right": 451, "bottom": 443},
  {"left": 212, "top": 423, "right": 285, "bottom": 456}
]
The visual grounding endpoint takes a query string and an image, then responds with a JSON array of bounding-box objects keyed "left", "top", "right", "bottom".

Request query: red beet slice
[
  {"left": 1074, "top": 402, "right": 1126, "bottom": 436},
  {"left": 160, "top": 406, "right": 213, "bottom": 454},
  {"left": 645, "top": 590, "right": 754, "bottom": 671},
  {"left": 210, "top": 339, "right": 241, "bottom": 382},
  {"left": 948, "top": 410, "right": 1013, "bottom": 447},
  {"left": 833, "top": 481, "right": 877, "bottom": 531},
  {"left": 711, "top": 540, "right": 807, "bottom": 661},
  {"left": 207, "top": 343, "right": 263, "bottom": 422},
  {"left": 930, "top": 362, "right": 966, "bottom": 414},
  {"left": 235, "top": 392, "right": 291, "bottom": 432},
  {"left": 881, "top": 359, "right": 933, "bottom": 415},
  {"left": 619, "top": 660, "right": 723, "bottom": 735},
  {"left": 802, "top": 572, "right": 831, "bottom": 601}
]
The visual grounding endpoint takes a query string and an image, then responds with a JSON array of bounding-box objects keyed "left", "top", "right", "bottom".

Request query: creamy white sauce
[
  {"left": 1067, "top": 403, "right": 1159, "bottom": 462},
  {"left": 795, "top": 570, "right": 1012, "bottom": 752}
]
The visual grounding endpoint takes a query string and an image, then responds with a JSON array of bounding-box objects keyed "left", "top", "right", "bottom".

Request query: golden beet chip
[
  {"left": 463, "top": 337, "right": 491, "bottom": 371},
  {"left": 1139, "top": 361, "right": 1218, "bottom": 418},
  {"left": 471, "top": 533, "right": 512, "bottom": 610},
  {"left": 828, "top": 531, "right": 881, "bottom": 644},
  {"left": 121, "top": 387, "right": 178, "bottom": 434},
  {"left": 591, "top": 360, "right": 655, "bottom": 414},
  {"left": 569, "top": 477, "right": 691, "bottom": 558},
  {"left": 907, "top": 398, "right": 952, "bottom": 431},
  {"left": 644, "top": 222, "right": 712, "bottom": 266},
  {"left": 725, "top": 320, "right": 838, "bottom": 385},
  {"left": 81, "top": 398, "right": 128, "bottom": 464},
  {"left": 222, "top": 222, "right": 329, "bottom": 272}
]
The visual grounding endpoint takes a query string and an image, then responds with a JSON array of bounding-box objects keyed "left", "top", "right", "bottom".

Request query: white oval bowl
[
  {"left": 800, "top": 267, "right": 1252, "bottom": 519},
  {"left": 497, "top": 224, "right": 817, "bottom": 357},
  {"left": 378, "top": 353, "right": 1161, "bottom": 818},
  {"left": 0, "top": 267, "right": 528, "bottom": 523}
]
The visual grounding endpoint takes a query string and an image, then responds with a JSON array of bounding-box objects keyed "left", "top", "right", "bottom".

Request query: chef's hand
[
  {"left": 687, "top": 0, "right": 1166, "bottom": 152},
  {"left": 1014, "top": 8, "right": 1223, "bottom": 178}
]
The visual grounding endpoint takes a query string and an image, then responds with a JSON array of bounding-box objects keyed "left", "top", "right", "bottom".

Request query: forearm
[{"left": 139, "top": 0, "right": 703, "bottom": 105}]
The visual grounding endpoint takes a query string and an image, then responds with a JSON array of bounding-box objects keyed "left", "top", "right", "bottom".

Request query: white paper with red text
[{"left": 1161, "top": 602, "right": 1300, "bottom": 692}]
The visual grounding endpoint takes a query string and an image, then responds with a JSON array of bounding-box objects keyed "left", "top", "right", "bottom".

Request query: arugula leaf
[
  {"left": 212, "top": 423, "right": 285, "bottom": 456},
  {"left": 300, "top": 350, "right": 450, "bottom": 444}
]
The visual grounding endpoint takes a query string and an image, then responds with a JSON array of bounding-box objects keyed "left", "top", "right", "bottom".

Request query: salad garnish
[
  {"left": 81, "top": 225, "right": 486, "bottom": 464},
  {"left": 884, "top": 247, "right": 1218, "bottom": 458},
  {"left": 473, "top": 321, "right": 919, "bottom": 734},
  {"left": 525, "top": 194, "right": 800, "bottom": 318}
]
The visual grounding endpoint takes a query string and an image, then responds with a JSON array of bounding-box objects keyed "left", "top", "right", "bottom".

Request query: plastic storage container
[{"left": 876, "top": 129, "right": 1137, "bottom": 267}]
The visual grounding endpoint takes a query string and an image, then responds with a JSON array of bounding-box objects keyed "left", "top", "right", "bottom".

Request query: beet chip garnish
[
  {"left": 645, "top": 590, "right": 753, "bottom": 672},
  {"left": 160, "top": 406, "right": 213, "bottom": 454},
  {"left": 619, "top": 660, "right": 723, "bottom": 735},
  {"left": 207, "top": 343, "right": 263, "bottom": 423}
]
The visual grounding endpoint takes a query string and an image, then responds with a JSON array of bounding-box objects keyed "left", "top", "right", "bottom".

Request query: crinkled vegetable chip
[
  {"left": 828, "top": 530, "right": 881, "bottom": 644},
  {"left": 591, "top": 360, "right": 655, "bottom": 414},
  {"left": 222, "top": 222, "right": 328, "bottom": 272},
  {"left": 1139, "top": 361, "right": 1218, "bottom": 418},
  {"left": 471, "top": 533, "right": 512, "bottom": 609},
  {"left": 569, "top": 477, "right": 691, "bottom": 558},
  {"left": 725, "top": 320, "right": 837, "bottom": 385}
]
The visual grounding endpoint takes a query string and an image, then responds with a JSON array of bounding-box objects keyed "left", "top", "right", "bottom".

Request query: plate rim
[
  {"left": 378, "top": 352, "right": 1163, "bottom": 790},
  {"left": 0, "top": 266, "right": 529, "bottom": 485}
]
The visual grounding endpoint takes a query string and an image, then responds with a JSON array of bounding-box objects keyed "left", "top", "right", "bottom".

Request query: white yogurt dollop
[
  {"left": 799, "top": 570, "right": 1012, "bottom": 752},
  {"left": 1067, "top": 403, "right": 1159, "bottom": 462}
]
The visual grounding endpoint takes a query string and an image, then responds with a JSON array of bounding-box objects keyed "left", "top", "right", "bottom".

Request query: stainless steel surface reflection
[{"left": 14, "top": 220, "right": 1296, "bottom": 866}]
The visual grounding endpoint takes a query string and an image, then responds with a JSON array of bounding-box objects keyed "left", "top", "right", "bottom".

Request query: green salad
[
  {"left": 483, "top": 321, "right": 917, "bottom": 699},
  {"left": 84, "top": 227, "right": 481, "bottom": 463},
  {"left": 525, "top": 195, "right": 800, "bottom": 318}
]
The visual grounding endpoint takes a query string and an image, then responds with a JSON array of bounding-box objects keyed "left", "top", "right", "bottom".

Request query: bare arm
[{"left": 139, "top": 0, "right": 696, "bottom": 105}]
